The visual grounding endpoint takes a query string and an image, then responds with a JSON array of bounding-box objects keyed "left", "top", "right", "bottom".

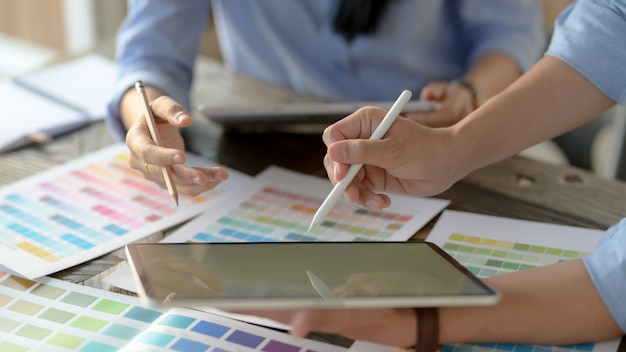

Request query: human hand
[
  {"left": 322, "top": 107, "right": 470, "bottom": 210},
  {"left": 404, "top": 81, "right": 476, "bottom": 128},
  {"left": 123, "top": 93, "right": 228, "bottom": 196}
]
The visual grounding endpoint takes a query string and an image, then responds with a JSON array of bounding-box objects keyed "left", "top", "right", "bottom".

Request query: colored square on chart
[
  {"left": 0, "top": 276, "right": 37, "bottom": 291},
  {"left": 30, "top": 284, "right": 66, "bottom": 299},
  {"left": 226, "top": 329, "right": 265, "bottom": 348},
  {"left": 0, "top": 317, "right": 21, "bottom": 332},
  {"left": 78, "top": 341, "right": 118, "bottom": 352},
  {"left": 70, "top": 315, "right": 108, "bottom": 332},
  {"left": 91, "top": 298, "right": 129, "bottom": 315},
  {"left": 0, "top": 292, "right": 13, "bottom": 307},
  {"left": 38, "top": 307, "right": 76, "bottom": 323},
  {"left": 7, "top": 300, "right": 45, "bottom": 316},
  {"left": 47, "top": 332, "right": 85, "bottom": 349},
  {"left": 123, "top": 305, "right": 162, "bottom": 323},
  {"left": 0, "top": 342, "right": 29, "bottom": 352},
  {"left": 15, "top": 324, "right": 53, "bottom": 341},
  {"left": 102, "top": 323, "right": 141, "bottom": 341},
  {"left": 171, "top": 338, "right": 210, "bottom": 352},
  {"left": 191, "top": 320, "right": 230, "bottom": 338},
  {"left": 61, "top": 291, "right": 97, "bottom": 307},
  {"left": 138, "top": 331, "right": 175, "bottom": 347},
  {"left": 262, "top": 339, "right": 301, "bottom": 352},
  {"left": 158, "top": 314, "right": 196, "bottom": 329}
]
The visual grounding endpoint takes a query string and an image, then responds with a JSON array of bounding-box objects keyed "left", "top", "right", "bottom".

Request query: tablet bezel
[
  {"left": 126, "top": 241, "right": 499, "bottom": 309},
  {"left": 199, "top": 100, "right": 435, "bottom": 127}
]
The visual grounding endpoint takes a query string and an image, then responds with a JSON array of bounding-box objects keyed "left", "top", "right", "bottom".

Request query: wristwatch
[{"left": 450, "top": 79, "right": 485, "bottom": 109}]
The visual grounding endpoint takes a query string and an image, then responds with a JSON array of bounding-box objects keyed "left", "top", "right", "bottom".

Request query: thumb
[
  {"left": 290, "top": 311, "right": 313, "bottom": 338},
  {"left": 150, "top": 95, "right": 194, "bottom": 127}
]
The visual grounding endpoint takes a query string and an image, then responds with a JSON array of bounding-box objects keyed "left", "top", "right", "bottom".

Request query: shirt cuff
[{"left": 582, "top": 217, "right": 626, "bottom": 333}]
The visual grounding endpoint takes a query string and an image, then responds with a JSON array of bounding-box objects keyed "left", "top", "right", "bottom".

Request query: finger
[
  {"left": 290, "top": 310, "right": 314, "bottom": 338},
  {"left": 327, "top": 138, "right": 396, "bottom": 168},
  {"left": 150, "top": 96, "right": 193, "bottom": 127},
  {"left": 323, "top": 107, "right": 389, "bottom": 146},
  {"left": 419, "top": 82, "right": 448, "bottom": 101},
  {"left": 127, "top": 126, "right": 185, "bottom": 167},
  {"left": 141, "top": 164, "right": 228, "bottom": 196}
]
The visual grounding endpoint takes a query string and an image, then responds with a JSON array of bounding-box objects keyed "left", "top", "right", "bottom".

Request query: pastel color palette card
[
  {"left": 104, "top": 166, "right": 449, "bottom": 293},
  {"left": 427, "top": 210, "right": 620, "bottom": 352},
  {"left": 164, "top": 166, "right": 450, "bottom": 244},
  {"left": 0, "top": 270, "right": 347, "bottom": 351},
  {"left": 0, "top": 143, "right": 251, "bottom": 279}
]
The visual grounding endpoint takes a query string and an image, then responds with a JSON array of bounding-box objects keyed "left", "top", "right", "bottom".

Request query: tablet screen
[{"left": 126, "top": 242, "right": 499, "bottom": 309}]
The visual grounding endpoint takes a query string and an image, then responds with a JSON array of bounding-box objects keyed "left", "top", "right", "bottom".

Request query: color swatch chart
[
  {"left": 0, "top": 270, "right": 346, "bottom": 352},
  {"left": 0, "top": 143, "right": 251, "bottom": 279},
  {"left": 427, "top": 210, "right": 620, "bottom": 352},
  {"left": 442, "top": 233, "right": 590, "bottom": 277},
  {"left": 164, "top": 166, "right": 450, "bottom": 244}
]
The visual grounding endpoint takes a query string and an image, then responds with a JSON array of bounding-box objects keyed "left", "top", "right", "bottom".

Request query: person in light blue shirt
[
  {"left": 107, "top": 0, "right": 544, "bottom": 195},
  {"left": 233, "top": 0, "right": 626, "bottom": 348}
]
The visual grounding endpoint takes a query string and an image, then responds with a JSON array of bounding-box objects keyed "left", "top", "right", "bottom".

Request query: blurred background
[{"left": 0, "top": 0, "right": 624, "bottom": 180}]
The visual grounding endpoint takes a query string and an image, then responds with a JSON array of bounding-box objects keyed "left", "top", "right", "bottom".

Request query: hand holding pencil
[
  {"left": 125, "top": 81, "right": 229, "bottom": 202},
  {"left": 319, "top": 89, "right": 463, "bottom": 213},
  {"left": 135, "top": 81, "right": 179, "bottom": 206}
]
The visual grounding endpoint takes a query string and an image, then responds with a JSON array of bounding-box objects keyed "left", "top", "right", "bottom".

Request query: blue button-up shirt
[
  {"left": 547, "top": 0, "right": 626, "bottom": 333},
  {"left": 107, "top": 0, "right": 544, "bottom": 140}
]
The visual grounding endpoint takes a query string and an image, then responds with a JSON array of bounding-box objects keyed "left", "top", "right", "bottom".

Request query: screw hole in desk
[
  {"left": 562, "top": 173, "right": 584, "bottom": 184},
  {"left": 516, "top": 174, "right": 535, "bottom": 187}
]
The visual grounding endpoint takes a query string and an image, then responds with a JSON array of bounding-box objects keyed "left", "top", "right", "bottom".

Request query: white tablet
[
  {"left": 200, "top": 100, "right": 435, "bottom": 127},
  {"left": 126, "top": 242, "right": 499, "bottom": 309}
]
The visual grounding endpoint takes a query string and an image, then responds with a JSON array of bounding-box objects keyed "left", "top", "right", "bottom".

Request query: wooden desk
[{"left": 1, "top": 57, "right": 625, "bottom": 349}]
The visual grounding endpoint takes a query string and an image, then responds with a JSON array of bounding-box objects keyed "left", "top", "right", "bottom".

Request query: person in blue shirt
[
  {"left": 238, "top": 0, "right": 626, "bottom": 348},
  {"left": 107, "top": 0, "right": 544, "bottom": 194}
]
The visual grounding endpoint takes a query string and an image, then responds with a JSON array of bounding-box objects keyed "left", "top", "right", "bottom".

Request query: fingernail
[
  {"left": 215, "top": 171, "right": 225, "bottom": 181},
  {"left": 172, "top": 154, "right": 184, "bottom": 163},
  {"left": 366, "top": 198, "right": 382, "bottom": 210},
  {"left": 175, "top": 112, "right": 189, "bottom": 122}
]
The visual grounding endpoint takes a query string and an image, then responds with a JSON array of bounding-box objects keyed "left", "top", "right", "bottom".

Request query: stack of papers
[{"left": 1, "top": 54, "right": 117, "bottom": 152}]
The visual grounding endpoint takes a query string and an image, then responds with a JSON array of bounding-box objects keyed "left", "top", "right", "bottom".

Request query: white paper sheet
[{"left": 1, "top": 54, "right": 118, "bottom": 152}]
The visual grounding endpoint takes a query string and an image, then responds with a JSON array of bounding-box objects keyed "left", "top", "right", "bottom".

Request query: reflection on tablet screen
[{"left": 126, "top": 241, "right": 499, "bottom": 309}]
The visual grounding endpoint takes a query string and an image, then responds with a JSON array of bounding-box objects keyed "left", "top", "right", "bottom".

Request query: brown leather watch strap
[{"left": 415, "top": 308, "right": 439, "bottom": 352}]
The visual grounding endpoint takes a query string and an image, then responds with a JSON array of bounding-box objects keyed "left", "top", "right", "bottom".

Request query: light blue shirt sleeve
[
  {"left": 545, "top": 0, "right": 626, "bottom": 105},
  {"left": 458, "top": 0, "right": 545, "bottom": 73},
  {"left": 106, "top": 0, "right": 211, "bottom": 141},
  {"left": 583, "top": 217, "right": 626, "bottom": 333}
]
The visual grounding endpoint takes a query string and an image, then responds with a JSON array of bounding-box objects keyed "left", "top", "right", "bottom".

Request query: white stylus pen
[{"left": 308, "top": 89, "right": 412, "bottom": 232}]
